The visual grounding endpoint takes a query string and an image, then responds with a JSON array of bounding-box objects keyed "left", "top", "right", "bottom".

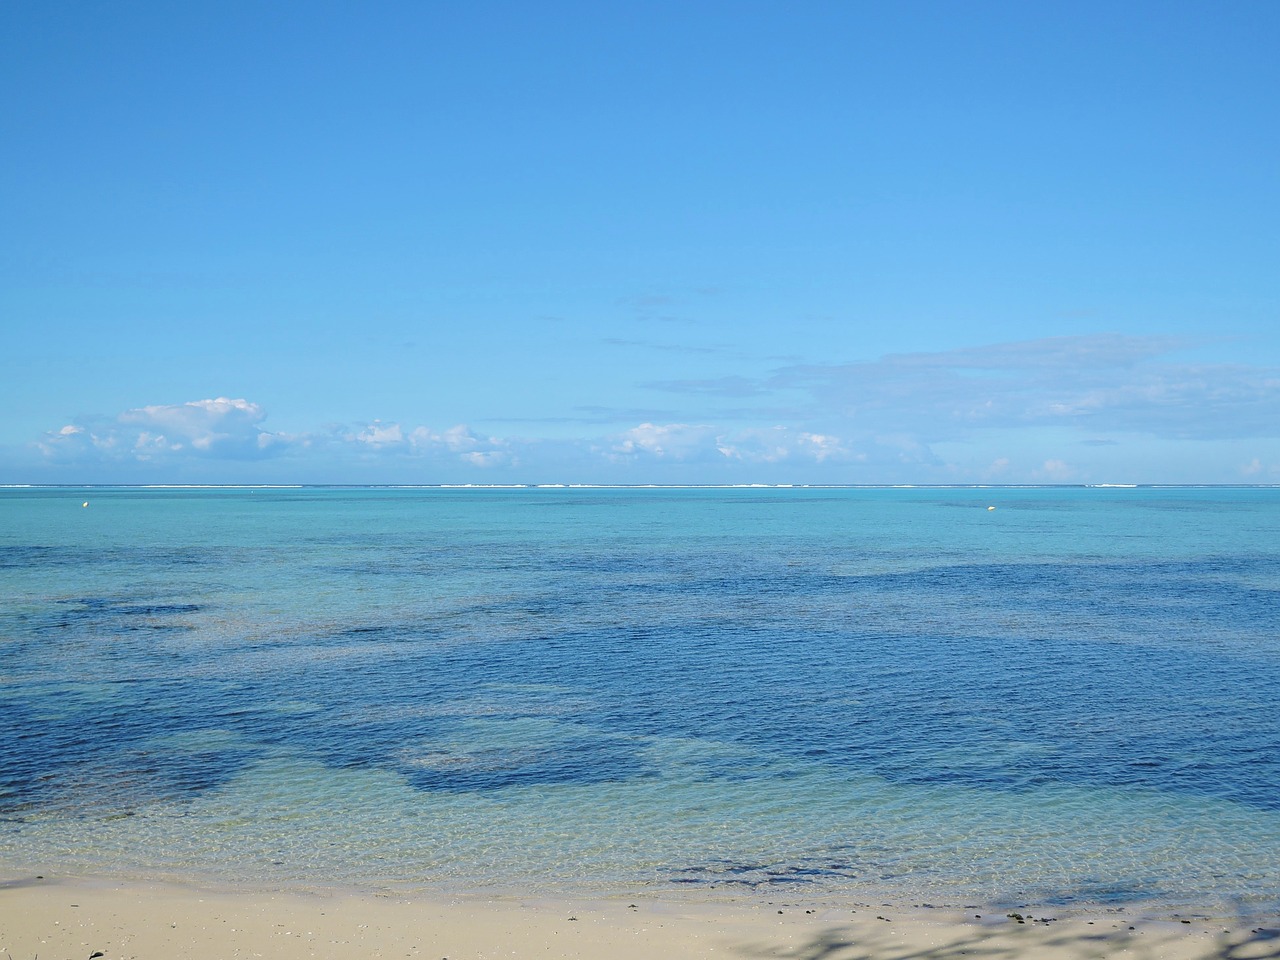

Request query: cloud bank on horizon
[{"left": 32, "top": 335, "right": 1280, "bottom": 484}]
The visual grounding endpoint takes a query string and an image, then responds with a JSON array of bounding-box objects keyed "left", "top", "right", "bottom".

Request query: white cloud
[
  {"left": 986, "top": 457, "right": 1012, "bottom": 478},
  {"left": 797, "top": 432, "right": 844, "bottom": 462},
  {"left": 38, "top": 399, "right": 517, "bottom": 472},
  {"left": 610, "top": 422, "right": 720, "bottom": 461},
  {"left": 30, "top": 335, "right": 1280, "bottom": 485},
  {"left": 766, "top": 335, "right": 1280, "bottom": 442},
  {"left": 118, "top": 397, "right": 283, "bottom": 458},
  {"left": 641, "top": 335, "right": 1280, "bottom": 446},
  {"left": 353, "top": 421, "right": 405, "bottom": 447},
  {"left": 40, "top": 397, "right": 288, "bottom": 463},
  {"left": 407, "top": 424, "right": 510, "bottom": 465},
  {"left": 609, "top": 423, "right": 861, "bottom": 466},
  {"left": 38, "top": 423, "right": 114, "bottom": 461},
  {"left": 335, "top": 420, "right": 512, "bottom": 466},
  {"left": 1241, "top": 457, "right": 1280, "bottom": 479}
]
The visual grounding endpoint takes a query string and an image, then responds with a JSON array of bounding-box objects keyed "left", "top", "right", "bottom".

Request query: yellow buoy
[
  {"left": 987, "top": 505, "right": 996, "bottom": 511},
  {"left": 82, "top": 501, "right": 89, "bottom": 508}
]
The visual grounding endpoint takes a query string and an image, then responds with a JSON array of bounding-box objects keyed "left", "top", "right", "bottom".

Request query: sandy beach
[{"left": 3, "top": 876, "right": 1277, "bottom": 960}]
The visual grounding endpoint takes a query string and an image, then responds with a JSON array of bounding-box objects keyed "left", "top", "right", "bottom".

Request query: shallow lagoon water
[{"left": 2, "top": 486, "right": 1278, "bottom": 917}]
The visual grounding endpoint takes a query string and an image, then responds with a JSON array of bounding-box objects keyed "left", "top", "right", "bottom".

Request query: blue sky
[{"left": 3, "top": 0, "right": 1278, "bottom": 484}]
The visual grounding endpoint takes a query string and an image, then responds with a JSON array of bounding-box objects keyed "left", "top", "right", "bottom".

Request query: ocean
[{"left": 1, "top": 485, "right": 1278, "bottom": 918}]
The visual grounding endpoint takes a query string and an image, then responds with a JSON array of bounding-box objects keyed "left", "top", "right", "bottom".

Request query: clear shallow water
[{"left": 2, "top": 486, "right": 1278, "bottom": 917}]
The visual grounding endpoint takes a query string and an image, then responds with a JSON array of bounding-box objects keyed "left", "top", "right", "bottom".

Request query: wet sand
[{"left": 3, "top": 875, "right": 1278, "bottom": 960}]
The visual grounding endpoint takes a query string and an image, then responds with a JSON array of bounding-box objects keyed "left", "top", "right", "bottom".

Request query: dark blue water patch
[
  {"left": 0, "top": 681, "right": 264, "bottom": 816},
  {"left": 314, "top": 543, "right": 483, "bottom": 578},
  {"left": 5, "top": 536, "right": 1278, "bottom": 818},
  {"left": 109, "top": 602, "right": 202, "bottom": 617},
  {"left": 0, "top": 545, "right": 80, "bottom": 569},
  {"left": 380, "top": 612, "right": 1280, "bottom": 810},
  {"left": 669, "top": 856, "right": 862, "bottom": 889},
  {"left": 0, "top": 545, "right": 217, "bottom": 570},
  {"left": 382, "top": 547, "right": 1280, "bottom": 653},
  {"left": 10, "top": 596, "right": 205, "bottom": 640},
  {"left": 328, "top": 621, "right": 457, "bottom": 646},
  {"left": 844, "top": 555, "right": 1280, "bottom": 634},
  {"left": 6, "top": 601, "right": 1276, "bottom": 813},
  {"left": 217, "top": 600, "right": 1260, "bottom": 804},
  {"left": 392, "top": 736, "right": 657, "bottom": 792},
  {"left": 56, "top": 597, "right": 203, "bottom": 619}
]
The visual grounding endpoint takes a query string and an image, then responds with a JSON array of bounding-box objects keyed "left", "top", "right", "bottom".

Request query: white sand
[{"left": 3, "top": 875, "right": 1276, "bottom": 960}]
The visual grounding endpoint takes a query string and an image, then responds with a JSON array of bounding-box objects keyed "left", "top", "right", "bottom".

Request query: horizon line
[{"left": 4, "top": 482, "right": 1280, "bottom": 491}]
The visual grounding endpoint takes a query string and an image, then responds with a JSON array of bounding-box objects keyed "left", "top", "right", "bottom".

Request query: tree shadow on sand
[{"left": 731, "top": 916, "right": 1280, "bottom": 960}]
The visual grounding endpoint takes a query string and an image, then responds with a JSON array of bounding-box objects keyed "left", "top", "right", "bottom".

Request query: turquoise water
[{"left": 2, "top": 486, "right": 1278, "bottom": 917}]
